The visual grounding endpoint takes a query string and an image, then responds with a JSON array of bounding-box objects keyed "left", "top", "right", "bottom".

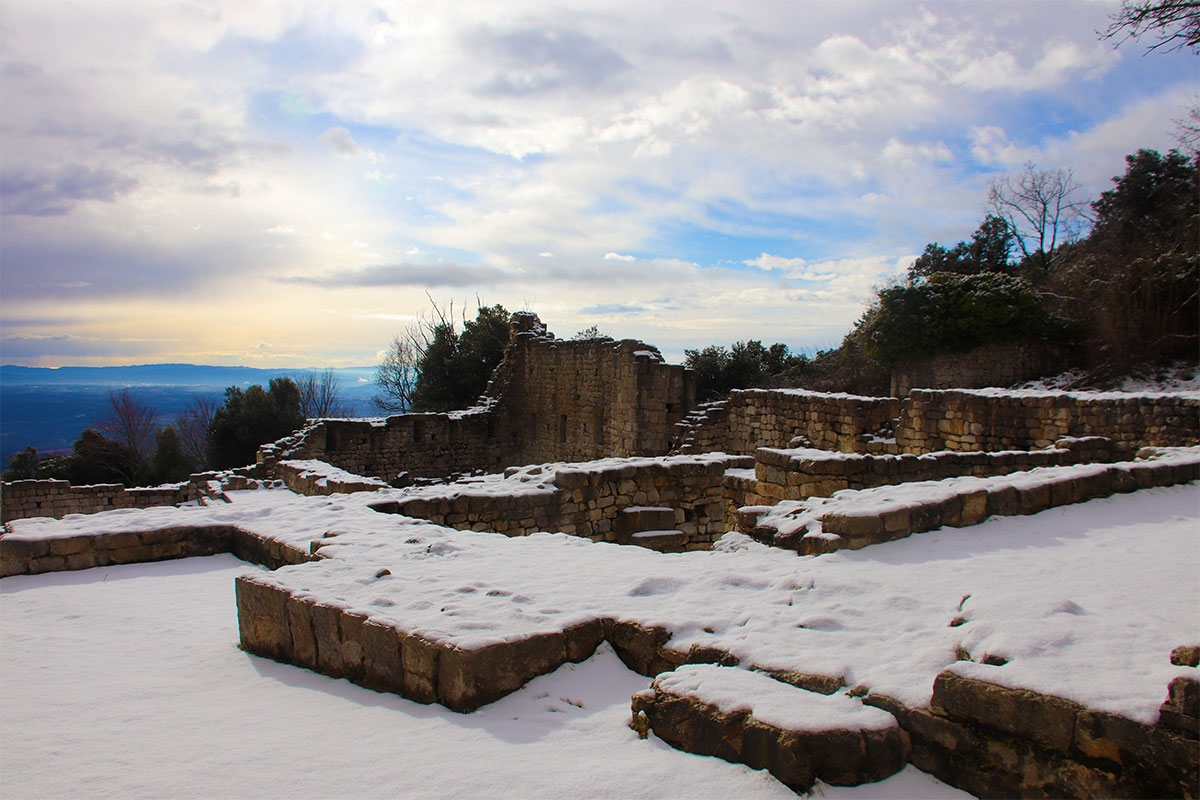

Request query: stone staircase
[
  {"left": 617, "top": 506, "right": 688, "bottom": 553},
  {"left": 672, "top": 400, "right": 730, "bottom": 453}
]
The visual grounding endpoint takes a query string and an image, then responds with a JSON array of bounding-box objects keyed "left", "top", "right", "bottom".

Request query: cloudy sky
[{"left": 1, "top": 0, "right": 1194, "bottom": 367}]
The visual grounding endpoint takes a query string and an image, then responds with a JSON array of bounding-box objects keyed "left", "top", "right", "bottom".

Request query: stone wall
[
  {"left": 885, "top": 668, "right": 1199, "bottom": 799},
  {"left": 890, "top": 340, "right": 1068, "bottom": 397},
  {"left": 676, "top": 387, "right": 1199, "bottom": 460},
  {"left": 753, "top": 436, "right": 1113, "bottom": 502},
  {"left": 675, "top": 390, "right": 901, "bottom": 456},
  {"left": 271, "top": 314, "right": 695, "bottom": 482},
  {"left": 0, "top": 523, "right": 314, "bottom": 578},
  {"left": 0, "top": 479, "right": 192, "bottom": 525},
  {"left": 897, "top": 390, "right": 1200, "bottom": 456},
  {"left": 369, "top": 455, "right": 744, "bottom": 550},
  {"left": 745, "top": 454, "right": 1200, "bottom": 556}
]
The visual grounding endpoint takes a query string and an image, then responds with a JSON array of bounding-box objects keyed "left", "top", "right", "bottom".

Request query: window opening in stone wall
[
  {"left": 559, "top": 415, "right": 568, "bottom": 444},
  {"left": 412, "top": 420, "right": 423, "bottom": 443}
]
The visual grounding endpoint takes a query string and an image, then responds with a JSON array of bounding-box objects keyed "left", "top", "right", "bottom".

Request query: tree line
[
  {"left": 3, "top": 370, "right": 350, "bottom": 485},
  {"left": 685, "top": 145, "right": 1198, "bottom": 399}
]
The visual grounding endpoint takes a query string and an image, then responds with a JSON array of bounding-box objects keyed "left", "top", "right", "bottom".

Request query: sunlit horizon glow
[{"left": 1, "top": 0, "right": 1194, "bottom": 368}]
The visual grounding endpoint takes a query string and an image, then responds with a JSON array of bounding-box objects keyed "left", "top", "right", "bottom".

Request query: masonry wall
[
  {"left": 272, "top": 315, "right": 695, "bottom": 482},
  {"left": 0, "top": 480, "right": 192, "bottom": 525},
  {"left": 269, "top": 412, "right": 502, "bottom": 486},
  {"left": 490, "top": 333, "right": 693, "bottom": 464},
  {"left": 676, "top": 387, "right": 1199, "bottom": 460},
  {"left": 890, "top": 341, "right": 1068, "bottom": 397},
  {"left": 753, "top": 436, "right": 1113, "bottom": 502},
  {"left": 676, "top": 390, "right": 902, "bottom": 456},
  {"left": 369, "top": 456, "right": 735, "bottom": 549},
  {"left": 897, "top": 390, "right": 1200, "bottom": 456}
]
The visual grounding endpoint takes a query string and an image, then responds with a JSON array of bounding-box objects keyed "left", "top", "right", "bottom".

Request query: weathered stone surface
[
  {"left": 437, "top": 631, "right": 567, "bottom": 712},
  {"left": 931, "top": 671, "right": 1082, "bottom": 753},
  {"left": 635, "top": 666, "right": 907, "bottom": 792},
  {"left": 1171, "top": 645, "right": 1200, "bottom": 668},
  {"left": 563, "top": 617, "right": 605, "bottom": 663},
  {"left": 399, "top": 633, "right": 440, "bottom": 704},
  {"left": 1075, "top": 709, "right": 1199, "bottom": 798},
  {"left": 359, "top": 619, "right": 405, "bottom": 694},
  {"left": 235, "top": 576, "right": 292, "bottom": 662},
  {"left": 284, "top": 593, "right": 317, "bottom": 669},
  {"left": 605, "top": 620, "right": 673, "bottom": 676}
]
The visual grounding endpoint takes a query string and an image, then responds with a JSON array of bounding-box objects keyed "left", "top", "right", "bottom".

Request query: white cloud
[
  {"left": 1, "top": 0, "right": 1193, "bottom": 366},
  {"left": 318, "top": 126, "right": 362, "bottom": 155}
]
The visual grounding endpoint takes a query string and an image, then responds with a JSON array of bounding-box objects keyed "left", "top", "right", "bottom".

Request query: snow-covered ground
[
  {"left": 2, "top": 554, "right": 968, "bottom": 800},
  {"left": 2, "top": 480, "right": 1198, "bottom": 799}
]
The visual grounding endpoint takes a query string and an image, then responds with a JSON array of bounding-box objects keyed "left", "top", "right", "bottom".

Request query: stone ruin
[{"left": 2, "top": 313, "right": 1198, "bottom": 798}]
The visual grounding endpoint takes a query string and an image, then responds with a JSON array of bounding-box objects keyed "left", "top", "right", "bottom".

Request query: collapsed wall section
[{"left": 270, "top": 315, "right": 695, "bottom": 482}]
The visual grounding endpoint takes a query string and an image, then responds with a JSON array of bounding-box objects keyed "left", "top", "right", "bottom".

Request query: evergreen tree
[
  {"left": 151, "top": 425, "right": 195, "bottom": 484},
  {"left": 207, "top": 378, "right": 306, "bottom": 469}
]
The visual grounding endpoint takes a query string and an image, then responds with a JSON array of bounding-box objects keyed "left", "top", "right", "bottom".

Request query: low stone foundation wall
[
  {"left": 369, "top": 455, "right": 749, "bottom": 550},
  {"left": 0, "top": 479, "right": 193, "bottom": 525},
  {"left": 277, "top": 460, "right": 390, "bottom": 496},
  {"left": 237, "top": 570, "right": 738, "bottom": 713},
  {"left": 898, "top": 390, "right": 1200, "bottom": 455},
  {"left": 631, "top": 664, "right": 909, "bottom": 792},
  {"left": 676, "top": 390, "right": 901, "bottom": 455},
  {"left": 877, "top": 668, "right": 1199, "bottom": 799},
  {"left": 754, "top": 437, "right": 1112, "bottom": 502},
  {"left": 0, "top": 524, "right": 314, "bottom": 578},
  {"left": 746, "top": 454, "right": 1200, "bottom": 555}
]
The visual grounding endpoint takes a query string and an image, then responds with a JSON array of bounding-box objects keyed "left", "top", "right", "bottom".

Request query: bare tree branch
[
  {"left": 988, "top": 164, "right": 1087, "bottom": 272},
  {"left": 96, "top": 388, "right": 158, "bottom": 484},
  {"left": 297, "top": 368, "right": 350, "bottom": 419},
  {"left": 175, "top": 394, "right": 219, "bottom": 471},
  {"left": 1102, "top": 0, "right": 1200, "bottom": 53}
]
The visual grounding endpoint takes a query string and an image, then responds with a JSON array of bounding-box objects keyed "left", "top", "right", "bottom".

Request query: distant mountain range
[
  {"left": 0, "top": 363, "right": 380, "bottom": 461},
  {"left": 1, "top": 363, "right": 376, "bottom": 387}
]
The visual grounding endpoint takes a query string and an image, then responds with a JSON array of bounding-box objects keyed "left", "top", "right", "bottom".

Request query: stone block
[
  {"left": 359, "top": 619, "right": 405, "bottom": 694},
  {"left": 563, "top": 617, "right": 605, "bottom": 662},
  {"left": 337, "top": 611, "right": 368, "bottom": 683},
  {"left": 1015, "top": 483, "right": 1052, "bottom": 516},
  {"left": 821, "top": 513, "right": 883, "bottom": 541},
  {"left": 0, "top": 537, "right": 50, "bottom": 559},
  {"left": 438, "top": 631, "right": 567, "bottom": 712},
  {"left": 61, "top": 551, "right": 95, "bottom": 571},
  {"left": 1170, "top": 645, "right": 1200, "bottom": 667},
  {"left": 639, "top": 666, "right": 906, "bottom": 793},
  {"left": 285, "top": 593, "right": 317, "bottom": 669},
  {"left": 399, "top": 633, "right": 441, "bottom": 704},
  {"left": 48, "top": 536, "right": 91, "bottom": 556},
  {"left": 931, "top": 671, "right": 1081, "bottom": 753},
  {"left": 235, "top": 576, "right": 292, "bottom": 662},
  {"left": 986, "top": 485, "right": 1020, "bottom": 517},
  {"left": 1076, "top": 708, "right": 1199, "bottom": 796},
  {"left": 605, "top": 619, "right": 673, "bottom": 676}
]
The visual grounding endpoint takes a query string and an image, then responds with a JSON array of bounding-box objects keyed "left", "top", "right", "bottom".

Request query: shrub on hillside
[{"left": 856, "top": 272, "right": 1065, "bottom": 370}]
